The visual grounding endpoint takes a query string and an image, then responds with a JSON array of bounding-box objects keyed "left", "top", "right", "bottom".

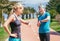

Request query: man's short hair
[{"left": 38, "top": 5, "right": 45, "bottom": 9}]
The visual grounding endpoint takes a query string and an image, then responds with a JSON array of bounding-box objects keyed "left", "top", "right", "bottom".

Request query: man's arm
[
  {"left": 41, "top": 16, "right": 50, "bottom": 22},
  {"left": 37, "top": 16, "right": 41, "bottom": 27}
]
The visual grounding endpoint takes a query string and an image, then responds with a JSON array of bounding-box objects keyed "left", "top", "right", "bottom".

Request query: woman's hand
[
  {"left": 10, "top": 33, "right": 17, "bottom": 38},
  {"left": 28, "top": 22, "right": 31, "bottom": 27}
]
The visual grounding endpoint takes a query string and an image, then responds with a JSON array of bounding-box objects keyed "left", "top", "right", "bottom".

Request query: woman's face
[{"left": 16, "top": 6, "right": 24, "bottom": 15}]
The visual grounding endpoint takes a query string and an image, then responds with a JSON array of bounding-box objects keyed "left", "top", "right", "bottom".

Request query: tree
[
  {"left": 56, "top": 4, "right": 60, "bottom": 14},
  {"left": 23, "top": 7, "right": 36, "bottom": 14},
  {"left": 46, "top": 0, "right": 60, "bottom": 19},
  {"left": 55, "top": 3, "right": 60, "bottom": 22},
  {"left": 0, "top": 0, "right": 18, "bottom": 24},
  {"left": 22, "top": 7, "right": 36, "bottom": 19},
  {"left": 0, "top": 0, "right": 9, "bottom": 24},
  {"left": 46, "top": 0, "right": 60, "bottom": 10}
]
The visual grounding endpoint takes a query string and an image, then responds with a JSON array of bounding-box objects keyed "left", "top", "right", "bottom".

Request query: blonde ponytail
[
  {"left": 9, "top": 9, "right": 14, "bottom": 16},
  {"left": 9, "top": 3, "right": 23, "bottom": 16}
]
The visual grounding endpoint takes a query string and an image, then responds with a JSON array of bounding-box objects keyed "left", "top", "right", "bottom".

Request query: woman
[{"left": 3, "top": 3, "right": 30, "bottom": 41}]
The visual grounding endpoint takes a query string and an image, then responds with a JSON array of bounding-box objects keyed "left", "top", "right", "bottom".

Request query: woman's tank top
[{"left": 10, "top": 14, "right": 21, "bottom": 38}]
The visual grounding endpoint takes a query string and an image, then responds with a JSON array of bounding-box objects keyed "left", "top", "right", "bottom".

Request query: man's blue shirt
[{"left": 38, "top": 12, "right": 50, "bottom": 33}]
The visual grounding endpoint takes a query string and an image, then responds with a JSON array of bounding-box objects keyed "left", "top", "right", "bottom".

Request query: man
[{"left": 37, "top": 5, "right": 50, "bottom": 41}]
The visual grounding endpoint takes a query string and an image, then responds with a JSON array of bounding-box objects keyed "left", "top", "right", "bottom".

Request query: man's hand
[{"left": 37, "top": 21, "right": 41, "bottom": 27}]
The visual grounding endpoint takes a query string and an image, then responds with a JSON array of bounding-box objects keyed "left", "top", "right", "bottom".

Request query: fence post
[{"left": 28, "top": 14, "right": 29, "bottom": 19}]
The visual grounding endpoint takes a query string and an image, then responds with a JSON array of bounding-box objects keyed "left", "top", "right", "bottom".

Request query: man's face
[{"left": 39, "top": 7, "right": 44, "bottom": 14}]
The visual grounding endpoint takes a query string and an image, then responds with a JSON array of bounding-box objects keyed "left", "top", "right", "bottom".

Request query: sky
[
  {"left": 9, "top": 0, "right": 49, "bottom": 4},
  {"left": 9, "top": 0, "right": 49, "bottom": 11},
  {"left": 21, "top": 0, "right": 49, "bottom": 4}
]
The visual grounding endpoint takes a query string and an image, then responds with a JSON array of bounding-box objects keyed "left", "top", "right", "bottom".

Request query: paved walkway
[{"left": 6, "top": 19, "right": 60, "bottom": 41}]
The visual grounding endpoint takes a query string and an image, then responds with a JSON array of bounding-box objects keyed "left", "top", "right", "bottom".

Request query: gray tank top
[{"left": 10, "top": 14, "right": 21, "bottom": 38}]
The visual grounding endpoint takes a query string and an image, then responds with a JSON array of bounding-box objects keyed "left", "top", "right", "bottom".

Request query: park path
[{"left": 6, "top": 18, "right": 60, "bottom": 41}]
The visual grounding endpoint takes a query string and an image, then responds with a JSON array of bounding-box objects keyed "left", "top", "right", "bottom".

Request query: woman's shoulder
[
  {"left": 8, "top": 14, "right": 15, "bottom": 21},
  {"left": 9, "top": 14, "right": 15, "bottom": 18}
]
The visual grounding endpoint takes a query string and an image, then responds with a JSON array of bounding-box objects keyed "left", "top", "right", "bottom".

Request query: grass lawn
[
  {"left": 0, "top": 27, "right": 8, "bottom": 41},
  {"left": 50, "top": 22, "right": 60, "bottom": 33}
]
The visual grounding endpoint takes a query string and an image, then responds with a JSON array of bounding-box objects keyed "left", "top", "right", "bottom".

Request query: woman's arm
[
  {"left": 3, "top": 16, "right": 13, "bottom": 35},
  {"left": 20, "top": 18, "right": 29, "bottom": 25},
  {"left": 3, "top": 15, "right": 17, "bottom": 37}
]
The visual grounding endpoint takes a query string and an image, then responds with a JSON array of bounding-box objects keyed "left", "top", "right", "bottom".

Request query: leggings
[
  {"left": 9, "top": 37, "right": 21, "bottom": 41},
  {"left": 39, "top": 33, "right": 50, "bottom": 41}
]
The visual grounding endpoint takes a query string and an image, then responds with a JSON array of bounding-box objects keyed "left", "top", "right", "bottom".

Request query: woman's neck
[
  {"left": 14, "top": 13, "right": 19, "bottom": 17},
  {"left": 15, "top": 11, "right": 20, "bottom": 16}
]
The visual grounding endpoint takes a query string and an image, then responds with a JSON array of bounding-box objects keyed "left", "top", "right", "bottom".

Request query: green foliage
[
  {"left": 46, "top": 0, "right": 60, "bottom": 10},
  {"left": 23, "top": 7, "right": 36, "bottom": 14},
  {"left": 46, "top": 0, "right": 60, "bottom": 19},
  {"left": 50, "top": 22, "right": 60, "bottom": 33},
  {"left": 0, "top": 27, "right": 8, "bottom": 41},
  {"left": 48, "top": 9, "right": 58, "bottom": 18},
  {"left": 0, "top": 0, "right": 18, "bottom": 23},
  {"left": 0, "top": 0, "right": 9, "bottom": 4},
  {"left": 56, "top": 4, "right": 60, "bottom": 14}
]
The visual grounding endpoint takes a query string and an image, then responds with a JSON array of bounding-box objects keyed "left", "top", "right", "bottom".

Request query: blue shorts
[{"left": 9, "top": 37, "right": 21, "bottom": 41}]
